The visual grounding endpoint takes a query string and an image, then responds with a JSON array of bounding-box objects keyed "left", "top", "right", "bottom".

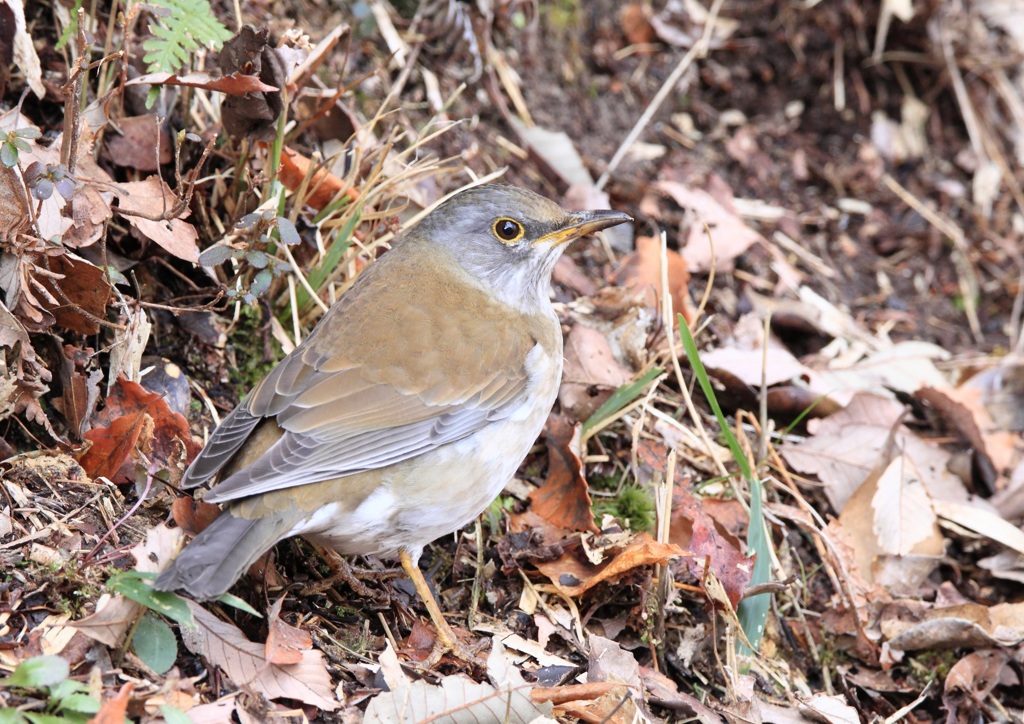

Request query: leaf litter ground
[{"left": 2, "top": 0, "right": 1024, "bottom": 721}]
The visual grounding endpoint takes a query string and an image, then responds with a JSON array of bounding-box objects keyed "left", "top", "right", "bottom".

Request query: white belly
[{"left": 289, "top": 341, "right": 561, "bottom": 558}]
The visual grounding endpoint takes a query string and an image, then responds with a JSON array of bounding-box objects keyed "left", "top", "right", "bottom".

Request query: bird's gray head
[{"left": 406, "top": 184, "right": 632, "bottom": 311}]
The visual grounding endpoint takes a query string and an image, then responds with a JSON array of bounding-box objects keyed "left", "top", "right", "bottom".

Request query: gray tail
[{"left": 154, "top": 509, "right": 300, "bottom": 601}]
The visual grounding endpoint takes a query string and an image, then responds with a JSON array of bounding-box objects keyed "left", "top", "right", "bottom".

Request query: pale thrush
[{"left": 155, "top": 184, "right": 632, "bottom": 655}]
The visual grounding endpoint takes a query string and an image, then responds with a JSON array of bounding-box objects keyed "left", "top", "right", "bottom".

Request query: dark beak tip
[{"left": 581, "top": 209, "right": 633, "bottom": 230}]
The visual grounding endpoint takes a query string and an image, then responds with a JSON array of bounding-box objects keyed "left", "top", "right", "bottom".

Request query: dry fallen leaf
[
  {"left": 181, "top": 601, "right": 339, "bottom": 712},
  {"left": 655, "top": 180, "right": 763, "bottom": 273},
  {"left": 114, "top": 176, "right": 199, "bottom": 263},
  {"left": 609, "top": 235, "right": 693, "bottom": 324},
  {"left": 529, "top": 414, "right": 599, "bottom": 534},
  {"left": 558, "top": 324, "right": 632, "bottom": 421},
  {"left": 535, "top": 532, "right": 686, "bottom": 597}
]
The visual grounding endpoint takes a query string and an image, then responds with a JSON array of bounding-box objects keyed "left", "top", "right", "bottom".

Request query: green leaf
[
  {"left": 141, "top": 0, "right": 232, "bottom": 74},
  {"left": 677, "top": 315, "right": 771, "bottom": 655},
  {"left": 276, "top": 217, "right": 300, "bottom": 245},
  {"left": 46, "top": 678, "right": 86, "bottom": 702},
  {"left": 159, "top": 705, "right": 193, "bottom": 724},
  {"left": 249, "top": 268, "right": 273, "bottom": 297},
  {"left": 581, "top": 366, "right": 664, "bottom": 438},
  {"left": 133, "top": 612, "right": 178, "bottom": 674},
  {"left": 0, "top": 655, "right": 69, "bottom": 689},
  {"left": 107, "top": 572, "right": 193, "bottom": 626},
  {"left": 198, "top": 245, "right": 234, "bottom": 267},
  {"left": 23, "top": 714, "right": 77, "bottom": 724},
  {"left": 55, "top": 694, "right": 101, "bottom": 715},
  {"left": 246, "top": 250, "right": 269, "bottom": 269},
  {"left": 0, "top": 709, "right": 27, "bottom": 724},
  {"left": 1, "top": 142, "right": 19, "bottom": 168},
  {"left": 216, "top": 592, "right": 261, "bottom": 617}
]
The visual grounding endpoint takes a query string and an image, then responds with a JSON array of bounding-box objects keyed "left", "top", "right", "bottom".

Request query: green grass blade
[
  {"left": 677, "top": 314, "right": 770, "bottom": 654},
  {"left": 581, "top": 366, "right": 664, "bottom": 438}
]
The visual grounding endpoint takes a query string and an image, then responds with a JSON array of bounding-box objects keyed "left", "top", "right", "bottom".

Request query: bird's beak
[{"left": 533, "top": 209, "right": 633, "bottom": 248}]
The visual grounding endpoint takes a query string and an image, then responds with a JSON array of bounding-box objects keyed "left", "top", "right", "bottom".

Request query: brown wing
[{"left": 182, "top": 245, "right": 542, "bottom": 504}]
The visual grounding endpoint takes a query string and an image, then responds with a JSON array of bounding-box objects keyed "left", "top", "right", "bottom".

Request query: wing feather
[{"left": 187, "top": 244, "right": 549, "bottom": 505}]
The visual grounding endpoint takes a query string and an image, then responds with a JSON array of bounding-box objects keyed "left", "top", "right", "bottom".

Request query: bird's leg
[{"left": 399, "top": 548, "right": 482, "bottom": 666}]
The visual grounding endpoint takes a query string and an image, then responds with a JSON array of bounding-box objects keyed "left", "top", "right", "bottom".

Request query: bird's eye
[{"left": 493, "top": 218, "right": 525, "bottom": 243}]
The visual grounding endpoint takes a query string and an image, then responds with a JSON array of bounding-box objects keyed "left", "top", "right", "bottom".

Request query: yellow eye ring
[{"left": 492, "top": 217, "right": 525, "bottom": 243}]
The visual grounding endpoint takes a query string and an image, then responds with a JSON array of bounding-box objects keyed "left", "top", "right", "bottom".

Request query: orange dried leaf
[
  {"left": 279, "top": 146, "right": 358, "bottom": 212},
  {"left": 529, "top": 415, "right": 598, "bottom": 533},
  {"left": 535, "top": 532, "right": 687, "bottom": 597}
]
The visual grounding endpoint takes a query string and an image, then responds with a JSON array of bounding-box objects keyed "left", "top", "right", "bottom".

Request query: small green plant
[
  {"left": 592, "top": 484, "right": 656, "bottom": 533},
  {"left": 484, "top": 495, "right": 515, "bottom": 534},
  {"left": 106, "top": 571, "right": 258, "bottom": 674},
  {"left": 140, "top": 0, "right": 232, "bottom": 74},
  {"left": 0, "top": 127, "right": 41, "bottom": 168},
  {"left": 0, "top": 655, "right": 101, "bottom": 723},
  {"left": 199, "top": 211, "right": 300, "bottom": 305}
]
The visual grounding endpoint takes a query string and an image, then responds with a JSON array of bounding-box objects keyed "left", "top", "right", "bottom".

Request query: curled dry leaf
[
  {"left": 535, "top": 532, "right": 686, "bottom": 597},
  {"left": 880, "top": 599, "right": 1024, "bottom": 653},
  {"left": 127, "top": 71, "right": 280, "bottom": 95},
  {"left": 529, "top": 414, "right": 598, "bottom": 533},
  {"left": 279, "top": 145, "right": 358, "bottom": 211},
  {"left": 80, "top": 376, "right": 200, "bottom": 485}
]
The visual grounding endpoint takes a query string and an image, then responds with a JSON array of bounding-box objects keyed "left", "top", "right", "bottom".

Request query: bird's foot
[
  {"left": 417, "top": 623, "right": 487, "bottom": 669},
  {"left": 302, "top": 546, "right": 387, "bottom": 602}
]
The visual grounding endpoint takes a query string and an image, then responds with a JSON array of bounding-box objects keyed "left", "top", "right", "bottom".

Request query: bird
[{"left": 155, "top": 184, "right": 632, "bottom": 659}]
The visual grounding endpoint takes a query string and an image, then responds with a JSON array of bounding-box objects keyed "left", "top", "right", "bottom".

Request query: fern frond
[{"left": 140, "top": 0, "right": 232, "bottom": 74}]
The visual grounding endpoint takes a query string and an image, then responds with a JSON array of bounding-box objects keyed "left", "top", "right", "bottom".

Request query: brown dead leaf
[
  {"left": 127, "top": 71, "right": 280, "bottom": 95},
  {"left": 655, "top": 179, "right": 764, "bottom": 273},
  {"left": 80, "top": 376, "right": 200, "bottom": 484},
  {"left": 80, "top": 398, "right": 157, "bottom": 482},
  {"left": 114, "top": 176, "right": 199, "bottom": 263},
  {"left": 0, "top": 300, "right": 55, "bottom": 433},
  {"left": 171, "top": 495, "right": 222, "bottom": 536},
  {"left": 609, "top": 235, "right": 693, "bottom": 325},
  {"left": 37, "top": 253, "right": 111, "bottom": 335},
  {"left": 670, "top": 486, "right": 753, "bottom": 608},
  {"left": 917, "top": 384, "right": 1016, "bottom": 493},
  {"left": 265, "top": 597, "right": 312, "bottom": 666},
  {"left": 104, "top": 114, "right": 173, "bottom": 171},
  {"left": 943, "top": 650, "right": 1015, "bottom": 723},
  {"left": 620, "top": 2, "right": 656, "bottom": 48},
  {"left": 880, "top": 600, "right": 1024, "bottom": 653},
  {"left": 836, "top": 448, "right": 944, "bottom": 589},
  {"left": 63, "top": 153, "right": 115, "bottom": 249},
  {"left": 279, "top": 146, "right": 358, "bottom": 212},
  {"left": 535, "top": 532, "right": 686, "bottom": 597},
  {"left": 558, "top": 324, "right": 632, "bottom": 421},
  {"left": 529, "top": 414, "right": 598, "bottom": 533},
  {"left": 51, "top": 344, "right": 101, "bottom": 440},
  {"left": 91, "top": 682, "right": 134, "bottom": 724},
  {"left": 181, "top": 601, "right": 338, "bottom": 711},
  {"left": 0, "top": 154, "right": 32, "bottom": 241}
]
